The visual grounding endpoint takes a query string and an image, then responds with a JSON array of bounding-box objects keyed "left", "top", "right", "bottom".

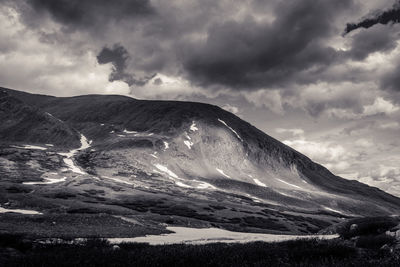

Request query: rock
[
  {"left": 386, "top": 230, "right": 396, "bottom": 237},
  {"left": 395, "top": 230, "right": 400, "bottom": 240},
  {"left": 350, "top": 224, "right": 358, "bottom": 232},
  {"left": 380, "top": 244, "right": 392, "bottom": 252}
]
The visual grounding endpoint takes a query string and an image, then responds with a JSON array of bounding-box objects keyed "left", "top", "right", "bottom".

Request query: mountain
[{"left": 0, "top": 87, "right": 399, "bottom": 238}]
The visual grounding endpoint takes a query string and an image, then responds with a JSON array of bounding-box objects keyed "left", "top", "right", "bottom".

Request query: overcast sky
[{"left": 1, "top": 0, "right": 400, "bottom": 196}]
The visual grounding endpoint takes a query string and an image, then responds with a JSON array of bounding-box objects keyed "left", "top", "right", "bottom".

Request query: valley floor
[{"left": 108, "top": 226, "right": 338, "bottom": 245}]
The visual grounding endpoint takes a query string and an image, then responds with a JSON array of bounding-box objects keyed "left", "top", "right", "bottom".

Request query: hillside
[{"left": 0, "top": 87, "right": 399, "bottom": 239}]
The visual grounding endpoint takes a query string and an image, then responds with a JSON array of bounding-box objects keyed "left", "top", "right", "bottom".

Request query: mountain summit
[{"left": 0, "top": 87, "right": 399, "bottom": 237}]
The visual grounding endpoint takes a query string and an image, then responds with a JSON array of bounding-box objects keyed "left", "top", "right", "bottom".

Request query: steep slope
[{"left": 0, "top": 87, "right": 399, "bottom": 237}]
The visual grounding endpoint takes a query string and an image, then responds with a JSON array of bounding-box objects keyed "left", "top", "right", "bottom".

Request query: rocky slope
[{"left": 0, "top": 87, "right": 399, "bottom": 238}]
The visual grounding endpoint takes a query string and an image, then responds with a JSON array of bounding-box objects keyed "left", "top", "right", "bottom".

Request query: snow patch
[
  {"left": 176, "top": 181, "right": 192, "bottom": 188},
  {"left": 184, "top": 132, "right": 191, "bottom": 140},
  {"left": 195, "top": 182, "right": 217, "bottom": 189},
  {"left": 190, "top": 121, "right": 198, "bottom": 132},
  {"left": 23, "top": 177, "right": 66, "bottom": 185},
  {"left": 11, "top": 145, "right": 47, "bottom": 150},
  {"left": 216, "top": 168, "right": 231, "bottom": 178},
  {"left": 183, "top": 131, "right": 194, "bottom": 149},
  {"left": 102, "top": 176, "right": 134, "bottom": 185},
  {"left": 150, "top": 154, "right": 158, "bottom": 159},
  {"left": 164, "top": 141, "right": 169, "bottom": 149},
  {"left": 45, "top": 112, "right": 63, "bottom": 123},
  {"left": 62, "top": 158, "right": 85, "bottom": 174},
  {"left": 79, "top": 134, "right": 91, "bottom": 149},
  {"left": 58, "top": 134, "right": 91, "bottom": 174},
  {"left": 183, "top": 140, "right": 193, "bottom": 149},
  {"left": 154, "top": 164, "right": 179, "bottom": 179},
  {"left": 0, "top": 207, "right": 42, "bottom": 215},
  {"left": 45, "top": 144, "right": 54, "bottom": 147},
  {"left": 254, "top": 178, "right": 267, "bottom": 187},
  {"left": 275, "top": 178, "right": 302, "bottom": 190},
  {"left": 252, "top": 198, "right": 262, "bottom": 203},
  {"left": 323, "top": 207, "right": 342, "bottom": 214},
  {"left": 123, "top": 129, "right": 137, "bottom": 134},
  {"left": 218, "top": 119, "right": 243, "bottom": 142},
  {"left": 276, "top": 190, "right": 292, "bottom": 197}
]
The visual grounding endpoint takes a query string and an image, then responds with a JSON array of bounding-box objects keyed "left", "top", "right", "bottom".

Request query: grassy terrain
[
  {"left": 0, "top": 213, "right": 167, "bottom": 239},
  {"left": 0, "top": 144, "right": 344, "bottom": 237},
  {"left": 0, "top": 235, "right": 399, "bottom": 267}
]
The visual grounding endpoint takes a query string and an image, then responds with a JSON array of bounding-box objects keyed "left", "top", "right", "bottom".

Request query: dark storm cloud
[
  {"left": 181, "top": 0, "right": 352, "bottom": 90},
  {"left": 21, "top": 0, "right": 155, "bottom": 31},
  {"left": 97, "top": 44, "right": 154, "bottom": 86},
  {"left": 344, "top": 1, "right": 400, "bottom": 35},
  {"left": 7, "top": 0, "right": 358, "bottom": 92}
]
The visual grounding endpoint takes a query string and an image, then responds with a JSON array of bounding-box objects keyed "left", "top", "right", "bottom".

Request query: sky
[{"left": 1, "top": 0, "right": 400, "bottom": 196}]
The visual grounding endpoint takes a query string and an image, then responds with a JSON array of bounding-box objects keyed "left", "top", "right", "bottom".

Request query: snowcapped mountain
[{"left": 0, "top": 87, "right": 399, "bottom": 237}]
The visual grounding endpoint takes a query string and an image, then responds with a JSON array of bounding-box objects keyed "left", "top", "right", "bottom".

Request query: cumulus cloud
[
  {"left": 359, "top": 164, "right": 400, "bottom": 196},
  {"left": 363, "top": 97, "right": 400, "bottom": 116},
  {"left": 379, "top": 121, "right": 400, "bottom": 129},
  {"left": 283, "top": 139, "right": 351, "bottom": 165},
  {"left": 244, "top": 89, "right": 284, "bottom": 114},
  {"left": 129, "top": 73, "right": 213, "bottom": 100},
  {"left": 288, "top": 82, "right": 370, "bottom": 117},
  {"left": 327, "top": 97, "right": 400, "bottom": 119},
  {"left": 275, "top": 128, "right": 305, "bottom": 137},
  {"left": 281, "top": 126, "right": 400, "bottom": 197},
  {"left": 354, "top": 138, "right": 374, "bottom": 148},
  {"left": 222, "top": 104, "right": 240, "bottom": 115}
]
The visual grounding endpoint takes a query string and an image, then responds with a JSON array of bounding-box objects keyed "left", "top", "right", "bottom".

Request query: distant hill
[{"left": 0, "top": 89, "right": 80, "bottom": 147}]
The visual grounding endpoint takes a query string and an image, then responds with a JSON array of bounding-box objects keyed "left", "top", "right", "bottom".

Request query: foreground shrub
[
  {"left": 355, "top": 234, "right": 396, "bottom": 249},
  {"left": 338, "top": 216, "right": 398, "bottom": 239},
  {"left": 0, "top": 233, "right": 31, "bottom": 252},
  {"left": 0, "top": 238, "right": 367, "bottom": 267}
]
